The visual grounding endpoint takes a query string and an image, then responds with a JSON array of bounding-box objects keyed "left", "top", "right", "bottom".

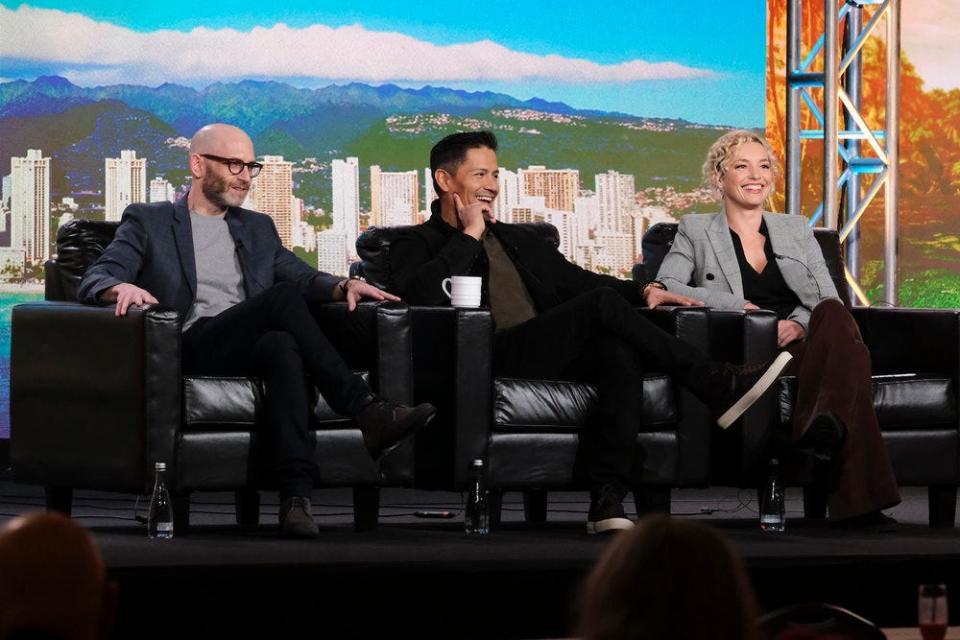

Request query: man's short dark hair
[{"left": 429, "top": 131, "right": 498, "bottom": 195}]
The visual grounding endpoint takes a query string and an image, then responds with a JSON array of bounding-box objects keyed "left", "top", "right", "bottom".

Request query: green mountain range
[{"left": 0, "top": 76, "right": 729, "bottom": 211}]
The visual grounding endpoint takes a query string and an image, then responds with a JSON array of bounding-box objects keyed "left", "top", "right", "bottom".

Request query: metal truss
[{"left": 785, "top": 0, "right": 901, "bottom": 305}]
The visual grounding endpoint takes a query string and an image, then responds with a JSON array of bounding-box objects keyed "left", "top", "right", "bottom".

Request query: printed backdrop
[{"left": 0, "top": 1, "right": 956, "bottom": 438}]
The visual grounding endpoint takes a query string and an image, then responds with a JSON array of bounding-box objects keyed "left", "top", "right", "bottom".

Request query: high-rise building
[
  {"left": 573, "top": 194, "right": 599, "bottom": 259},
  {"left": 595, "top": 170, "right": 636, "bottom": 234},
  {"left": 10, "top": 149, "right": 51, "bottom": 263},
  {"left": 299, "top": 221, "right": 317, "bottom": 253},
  {"left": 317, "top": 230, "right": 349, "bottom": 278},
  {"left": 518, "top": 166, "right": 579, "bottom": 212},
  {"left": 590, "top": 231, "right": 635, "bottom": 276},
  {"left": 149, "top": 177, "right": 176, "bottom": 203},
  {"left": 104, "top": 150, "right": 147, "bottom": 222},
  {"left": 1, "top": 174, "right": 11, "bottom": 208},
  {"left": 332, "top": 158, "right": 360, "bottom": 259},
  {"left": 544, "top": 210, "right": 574, "bottom": 261},
  {"left": 289, "top": 196, "right": 305, "bottom": 247},
  {"left": 494, "top": 168, "right": 520, "bottom": 223},
  {"left": 423, "top": 167, "right": 437, "bottom": 213},
  {"left": 253, "top": 155, "right": 294, "bottom": 248},
  {"left": 370, "top": 166, "right": 418, "bottom": 228}
]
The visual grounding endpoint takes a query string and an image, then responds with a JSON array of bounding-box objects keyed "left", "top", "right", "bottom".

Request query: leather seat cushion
[
  {"left": 176, "top": 430, "right": 383, "bottom": 490},
  {"left": 492, "top": 375, "right": 677, "bottom": 432},
  {"left": 486, "top": 431, "right": 679, "bottom": 487},
  {"left": 778, "top": 374, "right": 956, "bottom": 430},
  {"left": 183, "top": 372, "right": 369, "bottom": 430}
]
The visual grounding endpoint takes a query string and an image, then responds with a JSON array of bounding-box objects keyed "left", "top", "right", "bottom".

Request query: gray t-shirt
[{"left": 182, "top": 211, "right": 246, "bottom": 331}]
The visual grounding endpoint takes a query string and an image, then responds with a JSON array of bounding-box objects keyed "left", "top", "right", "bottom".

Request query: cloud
[{"left": 0, "top": 4, "right": 716, "bottom": 86}]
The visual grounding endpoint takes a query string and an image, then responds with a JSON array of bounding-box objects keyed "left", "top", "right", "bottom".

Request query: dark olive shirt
[
  {"left": 482, "top": 231, "right": 538, "bottom": 332},
  {"left": 729, "top": 220, "right": 801, "bottom": 320}
]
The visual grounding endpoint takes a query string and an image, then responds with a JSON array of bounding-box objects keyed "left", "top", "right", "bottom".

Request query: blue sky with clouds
[{"left": 0, "top": 0, "right": 768, "bottom": 126}]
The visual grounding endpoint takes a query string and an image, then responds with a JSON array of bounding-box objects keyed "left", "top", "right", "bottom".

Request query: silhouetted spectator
[
  {"left": 0, "top": 512, "right": 116, "bottom": 640},
  {"left": 578, "top": 515, "right": 761, "bottom": 640}
]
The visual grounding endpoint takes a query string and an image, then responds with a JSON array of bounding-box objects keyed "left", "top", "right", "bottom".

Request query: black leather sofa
[
  {"left": 640, "top": 222, "right": 960, "bottom": 527},
  {"left": 11, "top": 220, "right": 418, "bottom": 532},
  {"left": 356, "top": 223, "right": 763, "bottom": 525}
]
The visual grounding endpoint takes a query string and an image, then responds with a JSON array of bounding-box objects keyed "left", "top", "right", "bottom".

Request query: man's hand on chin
[{"left": 453, "top": 193, "right": 491, "bottom": 240}]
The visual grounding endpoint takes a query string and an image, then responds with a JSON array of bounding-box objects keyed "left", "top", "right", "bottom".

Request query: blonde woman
[{"left": 656, "top": 130, "right": 900, "bottom": 529}]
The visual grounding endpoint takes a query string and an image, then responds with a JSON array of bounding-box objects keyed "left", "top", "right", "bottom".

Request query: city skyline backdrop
[{"left": 0, "top": 1, "right": 958, "bottom": 440}]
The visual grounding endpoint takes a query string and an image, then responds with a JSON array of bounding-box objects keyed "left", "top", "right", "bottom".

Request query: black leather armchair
[
  {"left": 11, "top": 220, "right": 417, "bottom": 532},
  {"left": 640, "top": 222, "right": 960, "bottom": 527},
  {"left": 357, "top": 223, "right": 732, "bottom": 525}
]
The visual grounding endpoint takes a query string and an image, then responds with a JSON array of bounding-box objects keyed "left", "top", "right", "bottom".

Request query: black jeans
[
  {"left": 181, "top": 282, "right": 372, "bottom": 498},
  {"left": 492, "top": 287, "right": 709, "bottom": 489}
]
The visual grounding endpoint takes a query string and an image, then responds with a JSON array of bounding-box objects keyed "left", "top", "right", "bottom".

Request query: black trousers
[
  {"left": 181, "top": 282, "right": 372, "bottom": 498},
  {"left": 492, "top": 287, "right": 709, "bottom": 489}
]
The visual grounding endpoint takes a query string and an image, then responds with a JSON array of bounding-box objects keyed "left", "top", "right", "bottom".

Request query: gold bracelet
[{"left": 339, "top": 276, "right": 365, "bottom": 295}]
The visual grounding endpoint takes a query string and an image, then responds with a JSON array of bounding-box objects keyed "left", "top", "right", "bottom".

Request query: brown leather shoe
[
  {"left": 279, "top": 496, "right": 319, "bottom": 539},
  {"left": 356, "top": 398, "right": 437, "bottom": 457}
]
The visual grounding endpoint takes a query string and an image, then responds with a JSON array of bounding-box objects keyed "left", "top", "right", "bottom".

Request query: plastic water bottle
[
  {"left": 147, "top": 462, "right": 175, "bottom": 540},
  {"left": 760, "top": 458, "right": 786, "bottom": 533},
  {"left": 465, "top": 459, "right": 489, "bottom": 535}
]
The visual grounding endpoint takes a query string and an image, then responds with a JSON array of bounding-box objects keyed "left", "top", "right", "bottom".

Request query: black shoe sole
[
  {"left": 717, "top": 352, "right": 793, "bottom": 429},
  {"left": 586, "top": 516, "right": 633, "bottom": 534}
]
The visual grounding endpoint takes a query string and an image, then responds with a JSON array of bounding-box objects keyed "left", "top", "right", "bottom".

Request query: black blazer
[
  {"left": 390, "top": 203, "right": 643, "bottom": 310},
  {"left": 78, "top": 195, "right": 342, "bottom": 318}
]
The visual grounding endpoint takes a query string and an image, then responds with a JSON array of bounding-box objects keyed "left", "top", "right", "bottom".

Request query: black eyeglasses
[{"left": 199, "top": 154, "right": 263, "bottom": 178}]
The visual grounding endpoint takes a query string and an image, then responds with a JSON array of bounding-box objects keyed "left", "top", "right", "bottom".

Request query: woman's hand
[{"left": 777, "top": 319, "right": 805, "bottom": 347}]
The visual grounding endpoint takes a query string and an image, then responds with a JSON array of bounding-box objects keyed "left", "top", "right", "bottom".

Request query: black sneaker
[
  {"left": 711, "top": 352, "right": 794, "bottom": 429},
  {"left": 279, "top": 496, "right": 319, "bottom": 539},
  {"left": 586, "top": 483, "right": 634, "bottom": 535},
  {"left": 797, "top": 411, "right": 847, "bottom": 463},
  {"left": 356, "top": 397, "right": 437, "bottom": 458}
]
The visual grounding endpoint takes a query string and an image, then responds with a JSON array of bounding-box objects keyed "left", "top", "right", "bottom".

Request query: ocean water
[{"left": 0, "top": 291, "right": 46, "bottom": 439}]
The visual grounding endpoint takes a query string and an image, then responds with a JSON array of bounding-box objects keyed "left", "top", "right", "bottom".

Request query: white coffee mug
[{"left": 442, "top": 276, "right": 482, "bottom": 308}]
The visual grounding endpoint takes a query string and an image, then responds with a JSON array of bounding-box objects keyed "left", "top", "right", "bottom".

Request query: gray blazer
[{"left": 655, "top": 212, "right": 839, "bottom": 331}]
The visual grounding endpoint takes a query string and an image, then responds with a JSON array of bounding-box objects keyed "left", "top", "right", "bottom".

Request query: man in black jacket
[{"left": 391, "top": 131, "right": 792, "bottom": 534}]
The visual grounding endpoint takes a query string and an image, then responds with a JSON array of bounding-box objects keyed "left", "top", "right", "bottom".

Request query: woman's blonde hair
[{"left": 702, "top": 129, "right": 782, "bottom": 199}]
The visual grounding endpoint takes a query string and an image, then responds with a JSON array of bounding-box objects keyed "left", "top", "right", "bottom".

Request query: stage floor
[{"left": 2, "top": 480, "right": 958, "bottom": 638}]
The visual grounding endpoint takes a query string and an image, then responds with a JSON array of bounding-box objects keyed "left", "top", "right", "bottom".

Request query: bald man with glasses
[{"left": 79, "top": 123, "right": 436, "bottom": 538}]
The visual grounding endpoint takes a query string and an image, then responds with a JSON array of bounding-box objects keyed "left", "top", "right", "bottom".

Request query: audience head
[
  {"left": 702, "top": 129, "right": 781, "bottom": 207},
  {"left": 578, "top": 515, "right": 760, "bottom": 640},
  {"left": 0, "top": 512, "right": 116, "bottom": 640},
  {"left": 429, "top": 130, "right": 499, "bottom": 198}
]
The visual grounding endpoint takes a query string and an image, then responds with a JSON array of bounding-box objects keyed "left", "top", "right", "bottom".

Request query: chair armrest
[
  {"left": 307, "top": 300, "right": 415, "bottom": 403},
  {"left": 852, "top": 306, "right": 960, "bottom": 378},
  {"left": 703, "top": 309, "right": 780, "bottom": 485},
  {"left": 707, "top": 309, "right": 779, "bottom": 364},
  {"left": 11, "top": 302, "right": 181, "bottom": 493},
  {"left": 638, "top": 306, "right": 715, "bottom": 486},
  {"left": 453, "top": 308, "right": 494, "bottom": 487},
  {"left": 403, "top": 306, "right": 494, "bottom": 489}
]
